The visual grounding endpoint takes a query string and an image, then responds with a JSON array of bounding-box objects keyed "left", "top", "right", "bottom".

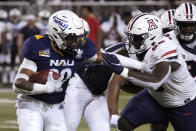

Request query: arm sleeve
[
  {"left": 20, "top": 58, "right": 37, "bottom": 73},
  {"left": 114, "top": 54, "right": 144, "bottom": 70}
]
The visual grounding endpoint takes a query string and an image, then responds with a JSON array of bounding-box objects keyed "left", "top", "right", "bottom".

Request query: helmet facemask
[
  {"left": 59, "top": 32, "right": 86, "bottom": 50},
  {"left": 55, "top": 31, "right": 86, "bottom": 56},
  {"left": 124, "top": 33, "right": 149, "bottom": 54},
  {"left": 175, "top": 21, "right": 196, "bottom": 43}
]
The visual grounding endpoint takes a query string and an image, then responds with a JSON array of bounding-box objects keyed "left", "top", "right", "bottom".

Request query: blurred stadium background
[{"left": 0, "top": 0, "right": 195, "bottom": 131}]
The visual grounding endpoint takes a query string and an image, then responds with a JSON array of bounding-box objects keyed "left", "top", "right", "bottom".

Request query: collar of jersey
[{"left": 50, "top": 40, "right": 64, "bottom": 56}]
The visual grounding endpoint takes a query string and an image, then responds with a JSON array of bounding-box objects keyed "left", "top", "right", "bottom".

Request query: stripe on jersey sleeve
[{"left": 161, "top": 50, "right": 177, "bottom": 59}]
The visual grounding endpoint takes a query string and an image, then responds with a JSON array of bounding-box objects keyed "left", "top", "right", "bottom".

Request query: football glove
[
  {"left": 45, "top": 72, "right": 64, "bottom": 93},
  {"left": 102, "top": 53, "right": 124, "bottom": 74}
]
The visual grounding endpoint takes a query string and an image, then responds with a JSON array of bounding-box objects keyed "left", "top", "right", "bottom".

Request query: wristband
[{"left": 120, "top": 68, "right": 129, "bottom": 78}]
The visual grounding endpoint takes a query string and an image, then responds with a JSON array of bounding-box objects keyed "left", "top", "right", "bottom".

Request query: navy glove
[{"left": 102, "top": 53, "right": 124, "bottom": 74}]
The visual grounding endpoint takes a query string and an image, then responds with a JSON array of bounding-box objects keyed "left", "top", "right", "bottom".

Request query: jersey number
[{"left": 50, "top": 68, "right": 72, "bottom": 80}]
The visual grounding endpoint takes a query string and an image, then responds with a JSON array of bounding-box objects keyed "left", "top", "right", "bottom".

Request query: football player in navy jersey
[{"left": 12, "top": 10, "right": 105, "bottom": 131}]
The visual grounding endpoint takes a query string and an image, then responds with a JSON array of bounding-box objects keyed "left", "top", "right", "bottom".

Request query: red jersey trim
[{"left": 161, "top": 50, "right": 177, "bottom": 58}]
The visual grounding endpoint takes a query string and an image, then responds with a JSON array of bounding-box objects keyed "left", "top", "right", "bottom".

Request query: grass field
[{"left": 0, "top": 86, "right": 174, "bottom": 131}]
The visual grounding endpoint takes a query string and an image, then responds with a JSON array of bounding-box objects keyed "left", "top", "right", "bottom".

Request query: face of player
[
  {"left": 60, "top": 33, "right": 86, "bottom": 50},
  {"left": 177, "top": 21, "right": 196, "bottom": 43},
  {"left": 125, "top": 33, "right": 148, "bottom": 54},
  {"left": 11, "top": 15, "right": 20, "bottom": 23}
]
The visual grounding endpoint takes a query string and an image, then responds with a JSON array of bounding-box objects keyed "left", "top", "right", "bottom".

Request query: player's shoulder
[
  {"left": 22, "top": 34, "right": 50, "bottom": 59},
  {"left": 23, "top": 34, "right": 48, "bottom": 47},
  {"left": 151, "top": 36, "right": 178, "bottom": 59},
  {"left": 83, "top": 38, "right": 96, "bottom": 50},
  {"left": 85, "top": 38, "right": 94, "bottom": 45},
  {"left": 79, "top": 38, "right": 97, "bottom": 59}
]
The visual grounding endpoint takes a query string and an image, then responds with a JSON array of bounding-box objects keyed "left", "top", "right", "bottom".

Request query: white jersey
[
  {"left": 144, "top": 35, "right": 196, "bottom": 108},
  {"left": 36, "top": 22, "right": 48, "bottom": 35},
  {"left": 6, "top": 21, "right": 26, "bottom": 42}
]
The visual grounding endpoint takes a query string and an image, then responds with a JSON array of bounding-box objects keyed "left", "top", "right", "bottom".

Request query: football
[{"left": 29, "top": 70, "right": 61, "bottom": 84}]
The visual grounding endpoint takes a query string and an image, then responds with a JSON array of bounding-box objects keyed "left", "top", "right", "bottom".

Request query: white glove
[
  {"left": 45, "top": 71, "right": 64, "bottom": 93},
  {"left": 110, "top": 114, "right": 120, "bottom": 129}
]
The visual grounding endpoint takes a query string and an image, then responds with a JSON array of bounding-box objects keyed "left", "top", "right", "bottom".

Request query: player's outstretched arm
[{"left": 102, "top": 53, "right": 180, "bottom": 90}]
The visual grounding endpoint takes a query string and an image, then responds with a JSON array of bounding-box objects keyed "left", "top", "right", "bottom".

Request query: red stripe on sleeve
[{"left": 161, "top": 50, "right": 177, "bottom": 58}]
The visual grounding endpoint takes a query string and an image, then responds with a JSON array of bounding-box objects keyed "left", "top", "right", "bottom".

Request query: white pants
[
  {"left": 16, "top": 95, "right": 67, "bottom": 131},
  {"left": 64, "top": 73, "right": 110, "bottom": 131}
]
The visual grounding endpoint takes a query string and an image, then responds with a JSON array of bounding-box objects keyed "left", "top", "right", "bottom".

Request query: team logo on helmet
[
  {"left": 147, "top": 19, "right": 158, "bottom": 31},
  {"left": 53, "top": 16, "right": 68, "bottom": 31}
]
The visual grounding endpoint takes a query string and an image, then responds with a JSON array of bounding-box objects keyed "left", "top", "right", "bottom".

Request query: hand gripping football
[{"left": 29, "top": 70, "right": 61, "bottom": 84}]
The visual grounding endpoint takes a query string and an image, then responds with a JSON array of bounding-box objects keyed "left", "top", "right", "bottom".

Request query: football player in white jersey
[
  {"left": 103, "top": 12, "right": 196, "bottom": 131},
  {"left": 36, "top": 9, "right": 51, "bottom": 34},
  {"left": 172, "top": 3, "right": 196, "bottom": 80}
]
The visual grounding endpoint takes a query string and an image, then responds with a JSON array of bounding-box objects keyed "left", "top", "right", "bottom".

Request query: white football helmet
[
  {"left": 174, "top": 3, "right": 196, "bottom": 43},
  {"left": 82, "top": 19, "right": 90, "bottom": 37},
  {"left": 0, "top": 9, "right": 7, "bottom": 20},
  {"left": 9, "top": 8, "right": 21, "bottom": 23},
  {"left": 48, "top": 10, "right": 86, "bottom": 56},
  {"left": 125, "top": 13, "right": 162, "bottom": 54},
  {"left": 161, "top": 9, "right": 175, "bottom": 33},
  {"left": 39, "top": 9, "right": 51, "bottom": 24}
]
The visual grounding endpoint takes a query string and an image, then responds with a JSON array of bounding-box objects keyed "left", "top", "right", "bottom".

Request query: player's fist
[
  {"left": 45, "top": 72, "right": 64, "bottom": 93},
  {"left": 110, "top": 114, "right": 120, "bottom": 129},
  {"left": 102, "top": 53, "right": 124, "bottom": 74}
]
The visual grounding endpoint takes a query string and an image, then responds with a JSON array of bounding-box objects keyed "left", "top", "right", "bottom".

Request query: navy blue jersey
[
  {"left": 22, "top": 34, "right": 97, "bottom": 104},
  {"left": 77, "top": 42, "right": 125, "bottom": 95}
]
